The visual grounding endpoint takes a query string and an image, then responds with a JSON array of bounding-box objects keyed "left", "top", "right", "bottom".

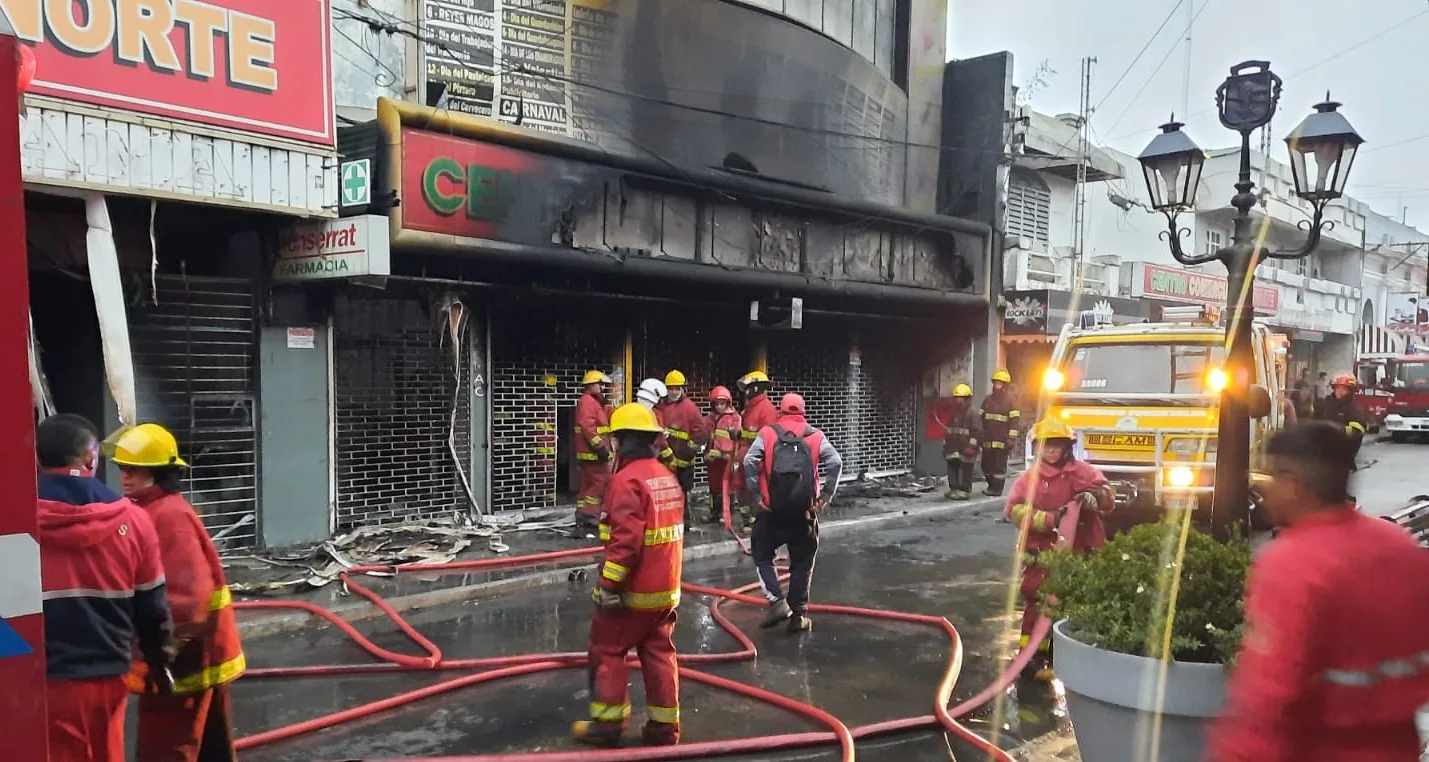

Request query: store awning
[{"left": 1359, "top": 324, "right": 1407, "bottom": 356}]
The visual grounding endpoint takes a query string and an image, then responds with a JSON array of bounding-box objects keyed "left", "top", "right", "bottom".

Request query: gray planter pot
[{"left": 1053, "top": 619, "right": 1228, "bottom": 762}]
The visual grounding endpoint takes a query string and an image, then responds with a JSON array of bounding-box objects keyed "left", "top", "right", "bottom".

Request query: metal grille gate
[{"left": 127, "top": 274, "right": 260, "bottom": 550}]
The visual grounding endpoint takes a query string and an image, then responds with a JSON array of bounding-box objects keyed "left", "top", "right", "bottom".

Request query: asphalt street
[
  {"left": 1352, "top": 438, "right": 1427, "bottom": 517},
  {"left": 228, "top": 507, "right": 1065, "bottom": 762}
]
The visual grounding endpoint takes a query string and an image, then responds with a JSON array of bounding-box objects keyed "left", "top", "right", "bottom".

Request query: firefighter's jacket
[
  {"left": 704, "top": 410, "right": 743, "bottom": 464},
  {"left": 1315, "top": 395, "right": 1368, "bottom": 454},
  {"left": 124, "top": 487, "right": 245, "bottom": 695},
  {"left": 657, "top": 397, "right": 707, "bottom": 469},
  {"left": 941, "top": 403, "right": 983, "bottom": 460},
  {"left": 1206, "top": 508, "right": 1429, "bottom": 762},
  {"left": 979, "top": 389, "right": 1022, "bottom": 448},
  {"left": 597, "top": 456, "right": 686, "bottom": 610},
  {"left": 651, "top": 406, "right": 675, "bottom": 466},
  {"left": 1004, "top": 458, "right": 1114, "bottom": 553},
  {"left": 737, "top": 393, "right": 779, "bottom": 464},
  {"left": 574, "top": 388, "right": 612, "bottom": 463}
]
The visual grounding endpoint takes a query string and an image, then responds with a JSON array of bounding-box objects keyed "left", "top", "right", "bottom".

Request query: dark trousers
[
  {"left": 945, "top": 457, "right": 974, "bottom": 492},
  {"left": 673, "top": 466, "right": 695, "bottom": 523},
  {"left": 981, "top": 446, "right": 1009, "bottom": 494},
  {"left": 752, "top": 515, "right": 819, "bottom": 614}
]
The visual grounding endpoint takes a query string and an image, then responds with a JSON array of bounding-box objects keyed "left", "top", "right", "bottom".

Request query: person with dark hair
[
  {"left": 35, "top": 413, "right": 174, "bottom": 762},
  {"left": 573, "top": 403, "right": 684, "bottom": 748},
  {"left": 1206, "top": 421, "right": 1429, "bottom": 762},
  {"left": 107, "top": 423, "right": 245, "bottom": 762}
]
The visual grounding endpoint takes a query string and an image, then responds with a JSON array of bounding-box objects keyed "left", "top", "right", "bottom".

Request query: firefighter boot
[
  {"left": 787, "top": 613, "right": 812, "bottom": 633},
  {"left": 761, "top": 598, "right": 793, "bottom": 629},
  {"left": 641, "top": 720, "right": 680, "bottom": 746},
  {"left": 571, "top": 720, "right": 623, "bottom": 748}
]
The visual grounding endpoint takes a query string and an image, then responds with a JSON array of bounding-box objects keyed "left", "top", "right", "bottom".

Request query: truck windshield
[
  {"left": 1394, "top": 361, "right": 1429, "bottom": 387},
  {"left": 1061, "top": 342, "right": 1227, "bottom": 394}
]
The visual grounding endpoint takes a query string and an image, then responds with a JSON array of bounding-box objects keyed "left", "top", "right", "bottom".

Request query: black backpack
[{"left": 766, "top": 424, "right": 817, "bottom": 517}]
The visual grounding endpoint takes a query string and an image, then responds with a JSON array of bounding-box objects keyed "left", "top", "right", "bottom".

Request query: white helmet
[{"left": 636, "top": 378, "right": 667, "bottom": 409}]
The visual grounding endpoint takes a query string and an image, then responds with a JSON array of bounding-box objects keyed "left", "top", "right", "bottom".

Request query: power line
[
  {"left": 1102, "top": 0, "right": 1216, "bottom": 139},
  {"left": 1093, "top": 0, "right": 1188, "bottom": 112}
]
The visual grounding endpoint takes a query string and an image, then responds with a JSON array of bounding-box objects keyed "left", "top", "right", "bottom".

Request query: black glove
[
  {"left": 1074, "top": 491, "right": 1100, "bottom": 512},
  {"left": 146, "top": 663, "right": 176, "bottom": 695},
  {"left": 591, "top": 587, "right": 623, "bottom": 610}
]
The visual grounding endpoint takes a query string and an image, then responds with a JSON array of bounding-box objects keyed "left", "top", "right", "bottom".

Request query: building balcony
[{"left": 1003, "top": 242, "right": 1118, "bottom": 296}]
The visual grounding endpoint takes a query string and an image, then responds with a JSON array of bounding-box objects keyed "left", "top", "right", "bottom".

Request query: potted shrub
[{"left": 1037, "top": 520, "right": 1251, "bottom": 762}]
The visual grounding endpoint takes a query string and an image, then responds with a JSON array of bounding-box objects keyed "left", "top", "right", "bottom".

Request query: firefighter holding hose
[
  {"left": 575, "top": 403, "right": 685, "bottom": 748},
  {"left": 1005, "top": 418, "right": 1114, "bottom": 680},
  {"left": 106, "top": 423, "right": 246, "bottom": 762}
]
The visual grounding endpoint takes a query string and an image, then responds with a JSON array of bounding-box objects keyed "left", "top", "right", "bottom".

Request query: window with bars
[
  {"left": 1203, "top": 228, "right": 1225, "bottom": 256},
  {"left": 1006, "top": 170, "right": 1051, "bottom": 246}
]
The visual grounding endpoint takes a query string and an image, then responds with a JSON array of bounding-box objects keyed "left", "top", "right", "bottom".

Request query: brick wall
[
  {"left": 333, "top": 293, "right": 472, "bottom": 528},
  {"left": 489, "top": 296, "right": 624, "bottom": 512}
]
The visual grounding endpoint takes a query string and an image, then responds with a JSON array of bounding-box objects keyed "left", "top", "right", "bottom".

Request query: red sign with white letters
[{"left": 0, "top": 0, "right": 333, "bottom": 144}]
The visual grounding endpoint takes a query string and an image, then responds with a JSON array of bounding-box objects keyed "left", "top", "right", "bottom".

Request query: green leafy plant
[{"left": 1037, "top": 520, "right": 1251, "bottom": 664}]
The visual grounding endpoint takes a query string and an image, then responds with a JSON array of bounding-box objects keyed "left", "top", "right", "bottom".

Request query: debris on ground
[
  {"left": 837, "top": 472, "right": 943, "bottom": 500},
  {"left": 223, "top": 508, "right": 576, "bottom": 594}
]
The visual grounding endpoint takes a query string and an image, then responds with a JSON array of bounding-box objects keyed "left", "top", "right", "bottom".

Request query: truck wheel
[{"left": 1391, "top": 432, "right": 1410, "bottom": 444}]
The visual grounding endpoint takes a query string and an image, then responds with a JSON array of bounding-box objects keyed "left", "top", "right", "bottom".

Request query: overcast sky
[{"left": 948, "top": 0, "right": 1429, "bottom": 230}]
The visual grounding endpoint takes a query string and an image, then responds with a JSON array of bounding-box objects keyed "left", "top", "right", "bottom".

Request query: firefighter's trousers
[
  {"left": 707, "top": 459, "right": 732, "bottom": 521},
  {"left": 587, "top": 607, "right": 681, "bottom": 744},
  {"left": 576, "top": 462, "right": 610, "bottom": 520},
  {"left": 981, "top": 445, "right": 1009, "bottom": 495},
  {"left": 47, "top": 676, "right": 128, "bottom": 762},
  {"left": 136, "top": 685, "right": 238, "bottom": 762},
  {"left": 753, "top": 516, "right": 819, "bottom": 614},
  {"left": 945, "top": 456, "right": 974, "bottom": 493},
  {"left": 1019, "top": 561, "right": 1052, "bottom": 666}
]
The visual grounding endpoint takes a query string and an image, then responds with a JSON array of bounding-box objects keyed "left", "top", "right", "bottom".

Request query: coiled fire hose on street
[{"left": 232, "top": 472, "right": 1055, "bottom": 762}]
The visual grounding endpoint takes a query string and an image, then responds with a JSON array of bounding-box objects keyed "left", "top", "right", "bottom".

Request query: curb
[{"left": 236, "top": 495, "right": 1003, "bottom": 639}]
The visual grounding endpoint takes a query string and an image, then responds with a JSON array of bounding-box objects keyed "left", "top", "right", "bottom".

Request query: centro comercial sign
[{"left": 1135, "top": 262, "right": 1280, "bottom": 315}]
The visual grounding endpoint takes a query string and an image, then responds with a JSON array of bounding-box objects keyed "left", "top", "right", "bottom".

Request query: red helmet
[
  {"left": 710, "top": 386, "right": 733, "bottom": 403},
  {"left": 1331, "top": 373, "right": 1357, "bottom": 388}
]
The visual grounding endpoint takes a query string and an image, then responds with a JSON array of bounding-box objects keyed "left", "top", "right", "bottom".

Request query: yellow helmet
[
  {"left": 105, "top": 423, "right": 188, "bottom": 468},
  {"left": 953, "top": 383, "right": 974, "bottom": 398},
  {"left": 664, "top": 370, "right": 687, "bottom": 387},
  {"left": 992, "top": 369, "right": 1012, "bottom": 384},
  {"left": 609, "top": 403, "right": 665, "bottom": 434},
  {"left": 737, "top": 370, "right": 770, "bottom": 388},
  {"left": 581, "top": 369, "right": 612, "bottom": 385},
  {"left": 1028, "top": 418, "right": 1076, "bottom": 442}
]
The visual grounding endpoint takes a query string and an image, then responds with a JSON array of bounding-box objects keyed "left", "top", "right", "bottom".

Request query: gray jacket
[{"left": 742, "top": 420, "right": 843, "bottom": 505}]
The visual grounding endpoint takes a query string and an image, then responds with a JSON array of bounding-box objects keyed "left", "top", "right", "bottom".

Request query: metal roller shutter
[{"left": 128, "top": 274, "right": 260, "bottom": 550}]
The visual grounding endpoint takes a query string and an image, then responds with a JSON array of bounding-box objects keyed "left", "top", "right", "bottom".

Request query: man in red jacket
[
  {"left": 573, "top": 370, "right": 614, "bottom": 538},
  {"left": 656, "top": 369, "right": 707, "bottom": 525},
  {"left": 734, "top": 370, "right": 777, "bottom": 533},
  {"left": 35, "top": 414, "right": 174, "bottom": 762},
  {"left": 1206, "top": 421, "right": 1429, "bottom": 762},
  {"left": 107, "top": 423, "right": 246, "bottom": 762},
  {"left": 573, "top": 403, "right": 685, "bottom": 749},
  {"left": 1004, "top": 418, "right": 1114, "bottom": 680}
]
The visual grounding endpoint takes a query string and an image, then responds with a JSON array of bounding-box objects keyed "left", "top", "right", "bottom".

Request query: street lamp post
[{"left": 1136, "top": 60, "right": 1365, "bottom": 532}]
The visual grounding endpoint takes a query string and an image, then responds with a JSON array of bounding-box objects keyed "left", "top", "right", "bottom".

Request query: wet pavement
[
  {"left": 229, "top": 508, "right": 1067, "bottom": 762},
  {"left": 1354, "top": 438, "right": 1427, "bottom": 517}
]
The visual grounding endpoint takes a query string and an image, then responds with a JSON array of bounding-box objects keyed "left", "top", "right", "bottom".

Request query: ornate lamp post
[{"left": 1135, "top": 60, "right": 1364, "bottom": 531}]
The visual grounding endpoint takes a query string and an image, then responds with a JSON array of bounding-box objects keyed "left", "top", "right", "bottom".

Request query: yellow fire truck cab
[{"left": 1037, "top": 305, "right": 1290, "bottom": 529}]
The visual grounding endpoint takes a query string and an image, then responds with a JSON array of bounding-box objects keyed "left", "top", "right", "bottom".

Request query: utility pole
[{"left": 1072, "top": 56, "right": 1096, "bottom": 288}]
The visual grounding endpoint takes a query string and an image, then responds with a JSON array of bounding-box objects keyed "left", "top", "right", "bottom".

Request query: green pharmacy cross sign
[{"left": 340, "top": 160, "right": 371, "bottom": 207}]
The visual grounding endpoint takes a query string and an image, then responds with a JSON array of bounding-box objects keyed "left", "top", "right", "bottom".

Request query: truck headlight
[
  {"left": 1166, "top": 466, "right": 1195, "bottom": 488},
  {"left": 1385, "top": 413, "right": 1404, "bottom": 423}
]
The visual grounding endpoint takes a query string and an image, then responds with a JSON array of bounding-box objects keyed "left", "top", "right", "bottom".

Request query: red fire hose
[{"left": 232, "top": 481, "right": 1053, "bottom": 762}]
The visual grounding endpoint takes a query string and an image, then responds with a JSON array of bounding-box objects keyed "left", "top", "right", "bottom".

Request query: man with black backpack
[{"left": 742, "top": 393, "right": 843, "bottom": 633}]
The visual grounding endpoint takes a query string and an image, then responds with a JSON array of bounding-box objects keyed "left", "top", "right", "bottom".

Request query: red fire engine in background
[{"left": 1355, "top": 352, "right": 1429, "bottom": 442}]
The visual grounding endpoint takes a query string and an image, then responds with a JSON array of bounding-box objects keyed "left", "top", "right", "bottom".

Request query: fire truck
[{"left": 1355, "top": 352, "right": 1429, "bottom": 442}]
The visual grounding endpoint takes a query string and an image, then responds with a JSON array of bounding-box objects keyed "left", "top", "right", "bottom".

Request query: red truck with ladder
[{"left": 1355, "top": 351, "right": 1429, "bottom": 442}]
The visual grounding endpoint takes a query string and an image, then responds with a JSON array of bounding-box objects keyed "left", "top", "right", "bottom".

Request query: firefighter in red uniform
[
  {"left": 1206, "top": 421, "right": 1429, "bottom": 762},
  {"left": 941, "top": 384, "right": 982, "bottom": 500},
  {"left": 1314, "top": 373, "right": 1368, "bottom": 459},
  {"left": 573, "top": 403, "right": 685, "bottom": 748},
  {"left": 656, "top": 370, "right": 707, "bottom": 524},
  {"left": 734, "top": 370, "right": 778, "bottom": 533},
  {"left": 105, "top": 423, "right": 247, "bottom": 762},
  {"left": 573, "top": 370, "right": 614, "bottom": 538},
  {"left": 979, "top": 369, "right": 1021, "bottom": 497},
  {"left": 702, "top": 386, "right": 742, "bottom": 525},
  {"left": 636, "top": 378, "right": 676, "bottom": 468},
  {"left": 1005, "top": 418, "right": 1114, "bottom": 680}
]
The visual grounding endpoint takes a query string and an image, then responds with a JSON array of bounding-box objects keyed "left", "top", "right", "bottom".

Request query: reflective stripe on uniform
[
  {"left": 597, "top": 426, "right": 611, "bottom": 434},
  {"left": 706, "top": 451, "right": 725, "bottom": 460},
  {"left": 1346, "top": 421, "right": 1366, "bottom": 434},
  {"left": 987, "top": 441, "right": 1006, "bottom": 449},
  {"left": 667, "top": 429, "right": 691, "bottom": 441},
  {"left": 984, "top": 413, "right": 1008, "bottom": 423},
  {"left": 660, "top": 448, "right": 675, "bottom": 461},
  {"left": 590, "top": 702, "right": 631, "bottom": 722},
  {"left": 951, "top": 427, "right": 969, "bottom": 435},
  {"left": 1009, "top": 410, "right": 1021, "bottom": 418},
  {"left": 670, "top": 458, "right": 693, "bottom": 469},
  {"left": 741, "top": 430, "right": 759, "bottom": 440},
  {"left": 713, "top": 430, "right": 731, "bottom": 439},
  {"left": 172, "top": 652, "right": 247, "bottom": 694},
  {"left": 1321, "top": 652, "right": 1429, "bottom": 686},
  {"left": 1018, "top": 633, "right": 1051, "bottom": 653},
  {"left": 208, "top": 586, "right": 233, "bottom": 612},
  {"left": 1008, "top": 430, "right": 1020, "bottom": 438},
  {"left": 644, "top": 524, "right": 684, "bottom": 546},
  {"left": 598, "top": 524, "right": 611, "bottom": 541},
  {"left": 577, "top": 452, "right": 601, "bottom": 462},
  {"left": 647, "top": 704, "right": 680, "bottom": 724},
  {"left": 601, "top": 561, "right": 630, "bottom": 583},
  {"left": 623, "top": 588, "right": 680, "bottom": 609}
]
